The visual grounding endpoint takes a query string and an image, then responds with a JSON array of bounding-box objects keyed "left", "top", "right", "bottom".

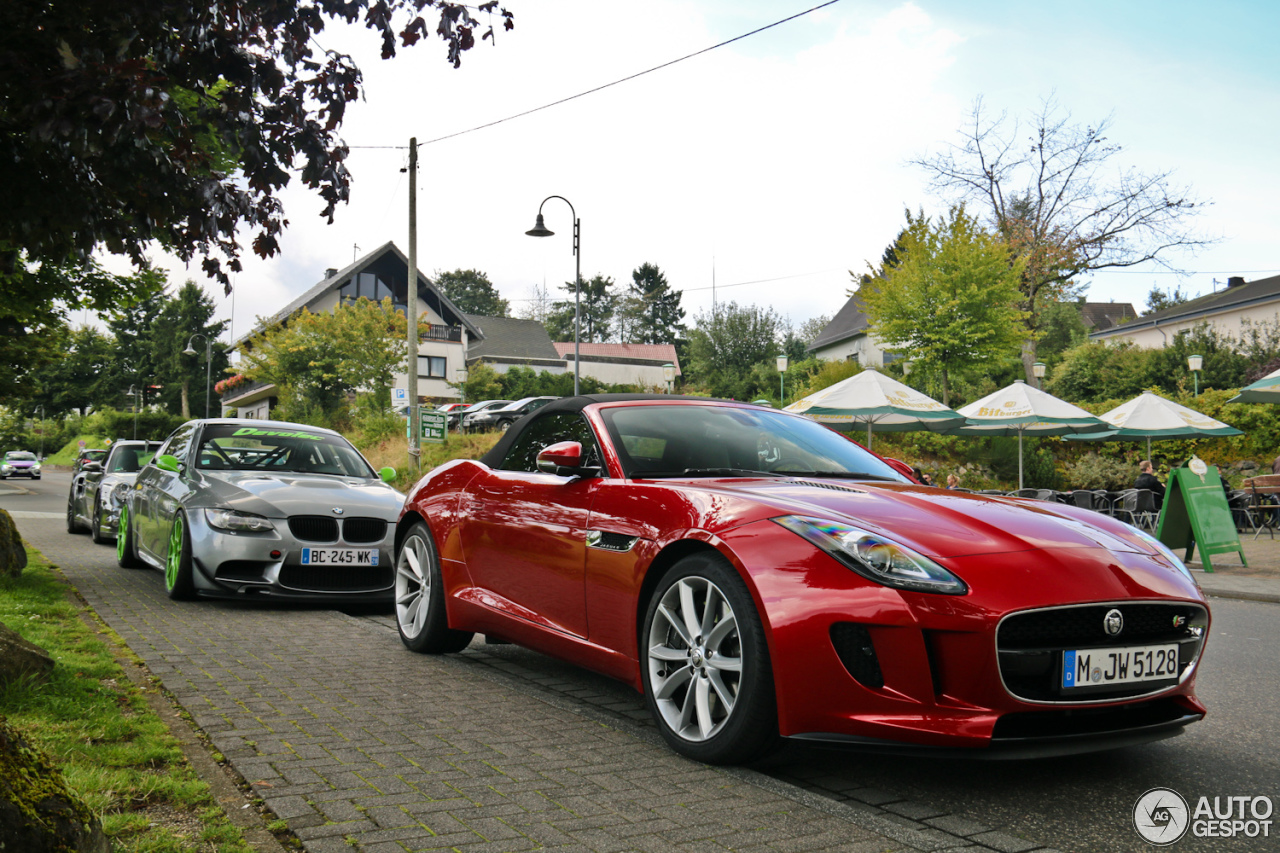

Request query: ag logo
[{"left": 1134, "top": 787, "right": 1190, "bottom": 845}]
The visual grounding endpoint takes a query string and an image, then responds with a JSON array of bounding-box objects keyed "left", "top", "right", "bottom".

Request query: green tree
[
  {"left": 619, "top": 263, "right": 685, "bottom": 344},
  {"left": 1145, "top": 284, "right": 1191, "bottom": 314},
  {"left": 27, "top": 326, "right": 113, "bottom": 415},
  {"left": 685, "top": 302, "right": 783, "bottom": 400},
  {"left": 153, "top": 282, "right": 231, "bottom": 418},
  {"left": 434, "top": 269, "right": 510, "bottom": 317},
  {"left": 239, "top": 297, "right": 407, "bottom": 421},
  {"left": 914, "top": 98, "right": 1209, "bottom": 381},
  {"left": 0, "top": 1, "right": 514, "bottom": 291},
  {"left": 859, "top": 207, "right": 1027, "bottom": 405},
  {"left": 546, "top": 275, "right": 616, "bottom": 343},
  {"left": 1035, "top": 299, "right": 1090, "bottom": 367}
]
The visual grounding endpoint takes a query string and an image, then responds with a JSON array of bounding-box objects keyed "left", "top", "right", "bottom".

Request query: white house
[{"left": 1090, "top": 274, "right": 1280, "bottom": 348}]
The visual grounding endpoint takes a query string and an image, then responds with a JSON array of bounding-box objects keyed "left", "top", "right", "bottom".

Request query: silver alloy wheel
[
  {"left": 395, "top": 531, "right": 432, "bottom": 639},
  {"left": 647, "top": 576, "right": 743, "bottom": 742}
]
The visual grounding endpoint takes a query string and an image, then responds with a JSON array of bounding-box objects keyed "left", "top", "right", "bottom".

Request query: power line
[{"left": 348, "top": 0, "right": 845, "bottom": 150}]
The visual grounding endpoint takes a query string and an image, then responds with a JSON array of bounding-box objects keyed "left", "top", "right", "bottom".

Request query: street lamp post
[
  {"left": 1033, "top": 361, "right": 1046, "bottom": 389},
  {"left": 662, "top": 363, "right": 676, "bottom": 394},
  {"left": 1188, "top": 354, "right": 1203, "bottom": 397},
  {"left": 777, "top": 356, "right": 789, "bottom": 407},
  {"left": 125, "top": 385, "right": 139, "bottom": 439},
  {"left": 34, "top": 405, "right": 44, "bottom": 460},
  {"left": 183, "top": 334, "right": 214, "bottom": 418},
  {"left": 455, "top": 367, "right": 467, "bottom": 406},
  {"left": 525, "top": 196, "right": 581, "bottom": 396}
]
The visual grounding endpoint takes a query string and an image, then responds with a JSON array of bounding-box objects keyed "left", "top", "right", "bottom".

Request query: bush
[{"left": 1062, "top": 453, "right": 1136, "bottom": 491}]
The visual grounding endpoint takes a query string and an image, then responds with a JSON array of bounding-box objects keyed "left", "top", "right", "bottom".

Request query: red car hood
[{"left": 703, "top": 479, "right": 1152, "bottom": 560}]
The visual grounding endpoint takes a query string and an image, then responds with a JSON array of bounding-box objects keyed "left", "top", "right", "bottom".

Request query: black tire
[
  {"left": 498, "top": 419, "right": 513, "bottom": 433},
  {"left": 91, "top": 502, "right": 110, "bottom": 545},
  {"left": 66, "top": 495, "right": 85, "bottom": 534},
  {"left": 164, "top": 510, "right": 197, "bottom": 600},
  {"left": 395, "top": 521, "right": 473, "bottom": 653},
  {"left": 641, "top": 552, "right": 777, "bottom": 764},
  {"left": 115, "top": 503, "right": 143, "bottom": 569}
]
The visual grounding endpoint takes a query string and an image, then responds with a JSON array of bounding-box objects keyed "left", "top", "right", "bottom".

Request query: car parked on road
[
  {"left": 67, "top": 440, "right": 162, "bottom": 544},
  {"left": 116, "top": 419, "right": 404, "bottom": 603},
  {"left": 1, "top": 450, "right": 40, "bottom": 479},
  {"left": 461, "top": 396, "right": 557, "bottom": 432},
  {"left": 392, "top": 394, "right": 1211, "bottom": 764},
  {"left": 72, "top": 448, "right": 108, "bottom": 475},
  {"left": 448, "top": 399, "right": 511, "bottom": 431}
]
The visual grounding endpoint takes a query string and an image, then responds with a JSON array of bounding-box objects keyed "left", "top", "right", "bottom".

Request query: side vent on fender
[{"left": 830, "top": 622, "right": 884, "bottom": 689}]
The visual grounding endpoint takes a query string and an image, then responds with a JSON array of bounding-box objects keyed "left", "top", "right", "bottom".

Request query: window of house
[{"left": 417, "top": 356, "right": 447, "bottom": 378}]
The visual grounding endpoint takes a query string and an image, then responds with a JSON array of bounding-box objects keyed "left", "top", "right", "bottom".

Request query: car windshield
[
  {"left": 599, "top": 404, "right": 909, "bottom": 482},
  {"left": 108, "top": 446, "right": 157, "bottom": 473},
  {"left": 6, "top": 452, "right": 35, "bottom": 461},
  {"left": 195, "top": 425, "right": 376, "bottom": 477}
]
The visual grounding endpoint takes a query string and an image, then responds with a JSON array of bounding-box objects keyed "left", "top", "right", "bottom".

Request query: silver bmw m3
[{"left": 117, "top": 418, "right": 403, "bottom": 603}]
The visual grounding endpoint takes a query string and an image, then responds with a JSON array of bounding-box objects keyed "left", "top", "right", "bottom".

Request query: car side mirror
[
  {"left": 379, "top": 467, "right": 396, "bottom": 483},
  {"left": 536, "top": 441, "right": 600, "bottom": 478},
  {"left": 156, "top": 454, "right": 182, "bottom": 473},
  {"left": 83, "top": 462, "right": 102, "bottom": 473}
]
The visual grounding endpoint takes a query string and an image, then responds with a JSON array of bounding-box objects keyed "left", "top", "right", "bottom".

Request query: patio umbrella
[
  {"left": 1228, "top": 367, "right": 1280, "bottom": 404},
  {"left": 783, "top": 368, "right": 965, "bottom": 449},
  {"left": 1064, "top": 389, "right": 1242, "bottom": 459},
  {"left": 949, "top": 380, "right": 1110, "bottom": 490}
]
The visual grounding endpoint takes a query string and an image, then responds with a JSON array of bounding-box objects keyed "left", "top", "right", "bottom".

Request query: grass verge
[
  {"left": 359, "top": 430, "right": 501, "bottom": 492},
  {"left": 0, "top": 546, "right": 256, "bottom": 852}
]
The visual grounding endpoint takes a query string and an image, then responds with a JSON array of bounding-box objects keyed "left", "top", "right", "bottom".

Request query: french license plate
[
  {"left": 1062, "top": 644, "right": 1179, "bottom": 690},
  {"left": 300, "top": 548, "right": 379, "bottom": 566}
]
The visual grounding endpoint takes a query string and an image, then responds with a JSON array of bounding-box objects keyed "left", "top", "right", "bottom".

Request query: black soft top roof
[{"left": 478, "top": 394, "right": 746, "bottom": 468}]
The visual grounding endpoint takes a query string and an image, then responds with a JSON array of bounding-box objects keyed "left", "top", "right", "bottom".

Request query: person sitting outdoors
[
  {"left": 946, "top": 473, "right": 961, "bottom": 489},
  {"left": 1135, "top": 460, "right": 1166, "bottom": 509}
]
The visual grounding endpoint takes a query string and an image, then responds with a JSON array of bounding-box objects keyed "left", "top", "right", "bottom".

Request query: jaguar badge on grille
[{"left": 1104, "top": 608, "right": 1124, "bottom": 637}]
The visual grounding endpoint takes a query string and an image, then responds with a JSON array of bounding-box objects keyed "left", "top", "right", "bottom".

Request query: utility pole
[{"left": 406, "top": 138, "right": 419, "bottom": 467}]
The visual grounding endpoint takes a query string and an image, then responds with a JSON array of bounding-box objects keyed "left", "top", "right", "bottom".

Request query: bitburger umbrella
[
  {"left": 784, "top": 368, "right": 966, "bottom": 449},
  {"left": 950, "top": 380, "right": 1110, "bottom": 490},
  {"left": 1064, "top": 389, "right": 1242, "bottom": 459},
  {"left": 1228, "top": 367, "right": 1280, "bottom": 404}
]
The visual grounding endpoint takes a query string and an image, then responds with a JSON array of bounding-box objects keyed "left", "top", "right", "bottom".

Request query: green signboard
[
  {"left": 418, "top": 409, "right": 447, "bottom": 445},
  {"left": 1155, "top": 462, "right": 1245, "bottom": 573}
]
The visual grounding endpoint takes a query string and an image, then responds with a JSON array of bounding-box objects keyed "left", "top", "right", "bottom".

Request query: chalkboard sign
[{"left": 1156, "top": 461, "right": 1246, "bottom": 573}]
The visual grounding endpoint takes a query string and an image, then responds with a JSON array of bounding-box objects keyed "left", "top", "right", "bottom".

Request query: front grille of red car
[
  {"left": 277, "top": 563, "right": 392, "bottom": 592},
  {"left": 996, "top": 602, "right": 1208, "bottom": 703}
]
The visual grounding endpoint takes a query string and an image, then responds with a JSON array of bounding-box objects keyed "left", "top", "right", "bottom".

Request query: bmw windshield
[
  {"left": 196, "top": 425, "right": 376, "bottom": 478},
  {"left": 599, "top": 404, "right": 910, "bottom": 481}
]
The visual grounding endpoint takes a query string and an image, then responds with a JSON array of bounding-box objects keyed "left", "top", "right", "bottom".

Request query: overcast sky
[{"left": 102, "top": 0, "right": 1280, "bottom": 347}]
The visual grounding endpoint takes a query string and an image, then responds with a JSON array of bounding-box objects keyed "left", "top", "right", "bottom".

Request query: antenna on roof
[{"left": 353, "top": 243, "right": 360, "bottom": 261}]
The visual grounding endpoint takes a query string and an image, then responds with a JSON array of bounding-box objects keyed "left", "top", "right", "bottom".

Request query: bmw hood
[
  {"left": 708, "top": 479, "right": 1155, "bottom": 560},
  {"left": 194, "top": 471, "right": 404, "bottom": 520}
]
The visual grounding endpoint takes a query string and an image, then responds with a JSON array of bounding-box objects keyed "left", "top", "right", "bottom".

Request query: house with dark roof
[
  {"left": 222, "top": 242, "right": 563, "bottom": 418},
  {"left": 551, "top": 342, "right": 681, "bottom": 389},
  {"left": 805, "top": 293, "right": 895, "bottom": 365},
  {"left": 1090, "top": 275, "right": 1280, "bottom": 348},
  {"left": 1078, "top": 300, "right": 1137, "bottom": 332}
]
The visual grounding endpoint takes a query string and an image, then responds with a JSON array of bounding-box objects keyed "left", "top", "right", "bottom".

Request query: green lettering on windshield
[{"left": 231, "top": 427, "right": 324, "bottom": 441}]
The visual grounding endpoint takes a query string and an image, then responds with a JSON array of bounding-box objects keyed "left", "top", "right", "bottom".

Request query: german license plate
[
  {"left": 300, "top": 548, "right": 378, "bottom": 566},
  {"left": 1063, "top": 644, "right": 1179, "bottom": 690}
]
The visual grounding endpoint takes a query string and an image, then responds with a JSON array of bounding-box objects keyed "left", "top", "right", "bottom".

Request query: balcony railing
[{"left": 420, "top": 324, "right": 462, "bottom": 342}]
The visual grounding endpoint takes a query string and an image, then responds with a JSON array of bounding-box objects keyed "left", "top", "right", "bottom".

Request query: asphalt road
[{"left": 6, "top": 471, "right": 1279, "bottom": 853}]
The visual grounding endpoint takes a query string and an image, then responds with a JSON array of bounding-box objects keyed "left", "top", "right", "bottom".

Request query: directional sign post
[{"left": 418, "top": 410, "right": 447, "bottom": 445}]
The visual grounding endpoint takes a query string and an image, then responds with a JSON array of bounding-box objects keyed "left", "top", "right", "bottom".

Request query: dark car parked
[
  {"left": 462, "top": 396, "right": 557, "bottom": 433},
  {"left": 67, "top": 440, "right": 163, "bottom": 543},
  {"left": 449, "top": 399, "right": 511, "bottom": 431}
]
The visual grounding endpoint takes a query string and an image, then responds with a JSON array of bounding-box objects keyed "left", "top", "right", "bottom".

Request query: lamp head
[
  {"left": 525, "top": 213, "right": 554, "bottom": 237},
  {"left": 183, "top": 345, "right": 197, "bottom": 356},
  {"left": 1033, "top": 361, "right": 1046, "bottom": 379},
  {"left": 1188, "top": 354, "right": 1203, "bottom": 372}
]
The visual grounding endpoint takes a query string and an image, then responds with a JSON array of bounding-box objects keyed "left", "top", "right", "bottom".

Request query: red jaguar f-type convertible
[{"left": 393, "top": 395, "right": 1209, "bottom": 764}]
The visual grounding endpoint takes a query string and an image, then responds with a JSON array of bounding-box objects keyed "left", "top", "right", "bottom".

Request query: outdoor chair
[
  {"left": 1033, "top": 489, "right": 1057, "bottom": 502},
  {"left": 1227, "top": 490, "right": 1256, "bottom": 533},
  {"left": 1126, "top": 489, "right": 1159, "bottom": 531},
  {"left": 1012, "top": 488, "right": 1040, "bottom": 499},
  {"left": 1110, "top": 489, "right": 1138, "bottom": 525},
  {"left": 1248, "top": 486, "right": 1279, "bottom": 540}
]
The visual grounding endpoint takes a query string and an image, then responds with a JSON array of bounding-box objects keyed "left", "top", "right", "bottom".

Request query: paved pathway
[{"left": 24, "top": 520, "right": 923, "bottom": 853}]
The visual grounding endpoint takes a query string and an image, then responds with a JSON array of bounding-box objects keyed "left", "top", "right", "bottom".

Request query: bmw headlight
[
  {"left": 774, "top": 515, "right": 968, "bottom": 595},
  {"left": 204, "top": 508, "right": 275, "bottom": 532},
  {"left": 1132, "top": 527, "right": 1197, "bottom": 583}
]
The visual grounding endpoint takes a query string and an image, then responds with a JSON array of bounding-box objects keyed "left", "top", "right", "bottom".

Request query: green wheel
[
  {"left": 116, "top": 504, "right": 142, "bottom": 568},
  {"left": 165, "top": 511, "right": 196, "bottom": 600}
]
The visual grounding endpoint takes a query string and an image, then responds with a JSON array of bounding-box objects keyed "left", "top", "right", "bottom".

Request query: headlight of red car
[{"left": 773, "top": 515, "right": 969, "bottom": 595}]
